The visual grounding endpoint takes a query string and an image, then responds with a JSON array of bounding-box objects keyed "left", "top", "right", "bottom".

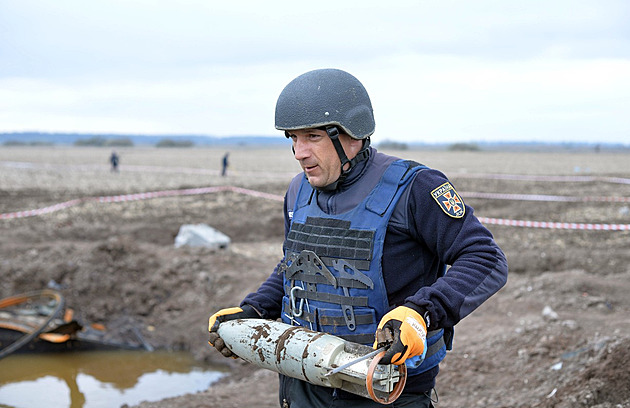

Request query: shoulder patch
[{"left": 431, "top": 182, "right": 465, "bottom": 218}]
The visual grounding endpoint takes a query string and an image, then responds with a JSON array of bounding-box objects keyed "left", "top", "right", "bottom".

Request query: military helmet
[{"left": 275, "top": 68, "right": 375, "bottom": 140}]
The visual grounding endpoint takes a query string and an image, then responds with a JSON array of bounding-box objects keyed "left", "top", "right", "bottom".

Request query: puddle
[{"left": 0, "top": 350, "right": 225, "bottom": 408}]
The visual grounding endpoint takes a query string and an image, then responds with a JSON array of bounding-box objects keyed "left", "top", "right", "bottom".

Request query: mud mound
[{"left": 553, "top": 338, "right": 630, "bottom": 407}]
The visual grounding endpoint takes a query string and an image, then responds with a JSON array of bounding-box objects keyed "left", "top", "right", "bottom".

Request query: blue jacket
[{"left": 243, "top": 147, "right": 508, "bottom": 393}]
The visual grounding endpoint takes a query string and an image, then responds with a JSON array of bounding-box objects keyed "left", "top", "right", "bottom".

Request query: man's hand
[
  {"left": 208, "top": 305, "right": 259, "bottom": 358},
  {"left": 374, "top": 305, "right": 427, "bottom": 365}
]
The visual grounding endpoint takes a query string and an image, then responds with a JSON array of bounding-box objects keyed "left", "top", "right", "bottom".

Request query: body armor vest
[{"left": 280, "top": 160, "right": 447, "bottom": 375}]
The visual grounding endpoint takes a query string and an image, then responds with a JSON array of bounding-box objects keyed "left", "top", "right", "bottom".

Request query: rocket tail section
[{"left": 216, "top": 319, "right": 406, "bottom": 404}]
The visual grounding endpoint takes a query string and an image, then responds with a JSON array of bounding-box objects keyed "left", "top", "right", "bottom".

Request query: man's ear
[{"left": 342, "top": 134, "right": 364, "bottom": 159}]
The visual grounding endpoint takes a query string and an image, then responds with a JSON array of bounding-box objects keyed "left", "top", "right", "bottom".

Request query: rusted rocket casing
[{"left": 217, "top": 319, "right": 405, "bottom": 402}]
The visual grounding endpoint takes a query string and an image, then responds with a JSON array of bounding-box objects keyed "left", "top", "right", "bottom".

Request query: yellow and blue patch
[{"left": 431, "top": 182, "right": 465, "bottom": 218}]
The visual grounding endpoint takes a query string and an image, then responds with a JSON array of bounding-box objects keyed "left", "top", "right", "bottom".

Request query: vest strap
[
  {"left": 295, "top": 309, "right": 375, "bottom": 327},
  {"left": 426, "top": 330, "right": 445, "bottom": 357},
  {"left": 286, "top": 272, "right": 371, "bottom": 289},
  {"left": 365, "top": 161, "right": 408, "bottom": 215},
  {"left": 286, "top": 286, "right": 369, "bottom": 307}
]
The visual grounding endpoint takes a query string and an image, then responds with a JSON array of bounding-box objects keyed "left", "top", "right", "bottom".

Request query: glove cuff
[
  {"left": 403, "top": 302, "right": 431, "bottom": 329},
  {"left": 240, "top": 304, "right": 262, "bottom": 318}
]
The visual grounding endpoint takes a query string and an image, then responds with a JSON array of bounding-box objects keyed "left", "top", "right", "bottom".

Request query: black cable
[{"left": 0, "top": 289, "right": 65, "bottom": 360}]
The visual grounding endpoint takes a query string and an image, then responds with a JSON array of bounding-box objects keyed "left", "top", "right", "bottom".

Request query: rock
[
  {"left": 542, "top": 305, "right": 559, "bottom": 321},
  {"left": 174, "top": 224, "right": 231, "bottom": 249}
]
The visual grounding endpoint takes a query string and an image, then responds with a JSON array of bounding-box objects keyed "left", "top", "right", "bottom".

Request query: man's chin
[{"left": 305, "top": 175, "right": 323, "bottom": 188}]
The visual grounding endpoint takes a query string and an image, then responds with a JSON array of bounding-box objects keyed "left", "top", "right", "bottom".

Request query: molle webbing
[
  {"left": 293, "top": 308, "right": 376, "bottom": 344},
  {"left": 284, "top": 272, "right": 371, "bottom": 289},
  {"left": 284, "top": 217, "right": 374, "bottom": 271},
  {"left": 285, "top": 286, "right": 369, "bottom": 307},
  {"left": 295, "top": 309, "right": 375, "bottom": 327}
]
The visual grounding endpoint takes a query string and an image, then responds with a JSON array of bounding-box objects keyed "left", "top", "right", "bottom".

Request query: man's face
[{"left": 287, "top": 128, "right": 353, "bottom": 189}]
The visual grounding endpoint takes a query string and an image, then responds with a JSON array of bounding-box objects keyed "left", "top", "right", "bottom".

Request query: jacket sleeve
[
  {"left": 240, "top": 260, "right": 285, "bottom": 319},
  {"left": 404, "top": 169, "right": 508, "bottom": 329}
]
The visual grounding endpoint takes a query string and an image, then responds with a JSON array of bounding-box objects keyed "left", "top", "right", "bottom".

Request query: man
[
  {"left": 221, "top": 152, "right": 229, "bottom": 177},
  {"left": 208, "top": 68, "right": 508, "bottom": 407},
  {"left": 110, "top": 151, "right": 119, "bottom": 172}
]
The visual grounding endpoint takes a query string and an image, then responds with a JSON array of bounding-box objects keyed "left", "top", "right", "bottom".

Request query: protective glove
[
  {"left": 374, "top": 305, "right": 427, "bottom": 365},
  {"left": 208, "top": 305, "right": 259, "bottom": 358}
]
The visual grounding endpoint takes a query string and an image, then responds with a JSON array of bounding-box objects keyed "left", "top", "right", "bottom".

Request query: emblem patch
[{"left": 431, "top": 182, "right": 465, "bottom": 218}]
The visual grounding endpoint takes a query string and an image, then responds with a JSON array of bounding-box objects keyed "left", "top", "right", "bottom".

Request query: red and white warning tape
[
  {"left": 0, "top": 199, "right": 85, "bottom": 220},
  {"left": 460, "top": 191, "right": 630, "bottom": 203},
  {"left": 96, "top": 186, "right": 231, "bottom": 203},
  {"left": 0, "top": 186, "right": 282, "bottom": 220},
  {"left": 453, "top": 173, "right": 630, "bottom": 185},
  {"left": 477, "top": 217, "right": 630, "bottom": 231},
  {"left": 124, "top": 185, "right": 283, "bottom": 203}
]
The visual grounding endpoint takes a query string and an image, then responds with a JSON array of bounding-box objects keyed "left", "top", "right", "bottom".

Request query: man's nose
[{"left": 293, "top": 139, "right": 309, "bottom": 160}]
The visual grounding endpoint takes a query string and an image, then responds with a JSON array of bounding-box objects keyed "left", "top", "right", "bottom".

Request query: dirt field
[{"left": 1, "top": 146, "right": 629, "bottom": 408}]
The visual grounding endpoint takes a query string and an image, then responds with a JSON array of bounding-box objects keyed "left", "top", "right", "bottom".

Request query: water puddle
[{"left": 0, "top": 350, "right": 225, "bottom": 408}]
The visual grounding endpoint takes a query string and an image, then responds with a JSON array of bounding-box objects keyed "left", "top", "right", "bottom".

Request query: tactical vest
[{"left": 279, "top": 160, "right": 447, "bottom": 375}]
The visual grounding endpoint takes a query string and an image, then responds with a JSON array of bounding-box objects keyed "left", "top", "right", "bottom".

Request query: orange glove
[
  {"left": 374, "top": 305, "right": 427, "bottom": 365},
  {"left": 208, "top": 305, "right": 258, "bottom": 358}
]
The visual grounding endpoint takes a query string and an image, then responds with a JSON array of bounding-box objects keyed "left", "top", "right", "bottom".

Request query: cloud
[
  {"left": 4, "top": 0, "right": 628, "bottom": 77},
  {"left": 1, "top": 0, "right": 629, "bottom": 143}
]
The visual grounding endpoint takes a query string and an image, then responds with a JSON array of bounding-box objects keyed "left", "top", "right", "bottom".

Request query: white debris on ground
[{"left": 174, "top": 224, "right": 231, "bottom": 249}]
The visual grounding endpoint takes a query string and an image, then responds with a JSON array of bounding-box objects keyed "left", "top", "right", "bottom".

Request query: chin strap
[{"left": 318, "top": 126, "right": 370, "bottom": 192}]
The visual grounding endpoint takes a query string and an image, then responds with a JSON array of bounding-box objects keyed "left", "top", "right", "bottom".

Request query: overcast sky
[{"left": 2, "top": 0, "right": 629, "bottom": 144}]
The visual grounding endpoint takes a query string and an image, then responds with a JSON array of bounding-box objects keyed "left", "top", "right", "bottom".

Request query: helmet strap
[
  {"left": 318, "top": 126, "right": 371, "bottom": 192},
  {"left": 326, "top": 126, "right": 351, "bottom": 170}
]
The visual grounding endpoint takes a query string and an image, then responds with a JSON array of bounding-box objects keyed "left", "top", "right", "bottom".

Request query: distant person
[
  {"left": 110, "top": 151, "right": 119, "bottom": 172},
  {"left": 221, "top": 152, "right": 229, "bottom": 176}
]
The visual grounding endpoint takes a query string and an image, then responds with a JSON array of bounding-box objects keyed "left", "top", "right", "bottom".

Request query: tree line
[{"left": 3, "top": 137, "right": 196, "bottom": 148}]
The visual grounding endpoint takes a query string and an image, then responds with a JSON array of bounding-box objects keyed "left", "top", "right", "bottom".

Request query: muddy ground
[{"left": 1, "top": 147, "right": 630, "bottom": 407}]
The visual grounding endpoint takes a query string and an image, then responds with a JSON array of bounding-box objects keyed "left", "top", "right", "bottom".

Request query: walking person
[
  {"left": 221, "top": 152, "right": 229, "bottom": 176},
  {"left": 110, "top": 151, "right": 119, "bottom": 172}
]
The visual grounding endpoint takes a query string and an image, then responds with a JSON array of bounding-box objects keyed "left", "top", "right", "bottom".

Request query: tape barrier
[
  {"left": 0, "top": 186, "right": 282, "bottom": 220},
  {"left": 477, "top": 217, "right": 630, "bottom": 231},
  {"left": 452, "top": 173, "right": 630, "bottom": 185},
  {"left": 1, "top": 186, "right": 628, "bottom": 231},
  {"left": 97, "top": 186, "right": 231, "bottom": 203},
  {"left": 460, "top": 192, "right": 630, "bottom": 203},
  {"left": 0, "top": 199, "right": 85, "bottom": 220}
]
